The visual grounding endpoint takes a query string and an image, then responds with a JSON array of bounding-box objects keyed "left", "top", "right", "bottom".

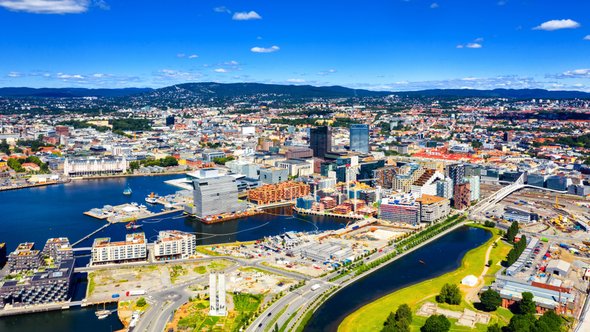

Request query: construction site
[{"left": 247, "top": 181, "right": 310, "bottom": 205}]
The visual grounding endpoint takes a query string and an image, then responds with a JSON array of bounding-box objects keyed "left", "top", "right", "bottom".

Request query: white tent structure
[{"left": 461, "top": 275, "right": 478, "bottom": 287}]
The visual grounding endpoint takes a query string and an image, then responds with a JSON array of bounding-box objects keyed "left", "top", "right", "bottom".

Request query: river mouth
[{"left": 303, "top": 226, "right": 492, "bottom": 332}]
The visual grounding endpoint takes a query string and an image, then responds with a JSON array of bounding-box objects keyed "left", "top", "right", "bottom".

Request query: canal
[{"left": 303, "top": 226, "right": 491, "bottom": 332}]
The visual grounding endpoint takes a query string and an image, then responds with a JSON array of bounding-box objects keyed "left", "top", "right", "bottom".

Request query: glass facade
[{"left": 349, "top": 124, "right": 369, "bottom": 154}]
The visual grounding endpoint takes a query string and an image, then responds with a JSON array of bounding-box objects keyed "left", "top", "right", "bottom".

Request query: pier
[{"left": 72, "top": 223, "right": 111, "bottom": 247}]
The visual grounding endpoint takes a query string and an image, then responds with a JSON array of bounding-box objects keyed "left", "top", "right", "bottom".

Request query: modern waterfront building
[
  {"left": 410, "top": 169, "right": 444, "bottom": 197},
  {"left": 42, "top": 238, "right": 73, "bottom": 263},
  {"left": 187, "top": 168, "right": 246, "bottom": 219},
  {"left": 153, "top": 230, "right": 196, "bottom": 261},
  {"left": 436, "top": 178, "right": 454, "bottom": 199},
  {"left": 63, "top": 157, "right": 127, "bottom": 177},
  {"left": 7, "top": 243, "right": 43, "bottom": 272},
  {"left": 453, "top": 182, "right": 471, "bottom": 210},
  {"left": 226, "top": 160, "right": 260, "bottom": 179},
  {"left": 447, "top": 163, "right": 466, "bottom": 186},
  {"left": 417, "top": 194, "right": 451, "bottom": 223},
  {"left": 0, "top": 259, "right": 75, "bottom": 308},
  {"left": 259, "top": 167, "right": 289, "bottom": 184},
  {"left": 349, "top": 124, "right": 369, "bottom": 154},
  {"left": 466, "top": 175, "right": 481, "bottom": 201},
  {"left": 379, "top": 194, "right": 421, "bottom": 225},
  {"left": 309, "top": 126, "right": 332, "bottom": 159},
  {"left": 209, "top": 273, "right": 227, "bottom": 316},
  {"left": 91, "top": 233, "right": 147, "bottom": 265}
]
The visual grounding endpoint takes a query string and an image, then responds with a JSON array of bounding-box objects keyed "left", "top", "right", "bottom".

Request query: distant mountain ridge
[
  {"left": 0, "top": 83, "right": 589, "bottom": 99},
  {"left": 0, "top": 87, "right": 153, "bottom": 97}
]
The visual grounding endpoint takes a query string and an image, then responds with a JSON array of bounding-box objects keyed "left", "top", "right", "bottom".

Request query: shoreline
[
  {"left": 76, "top": 171, "right": 188, "bottom": 181},
  {"left": 0, "top": 179, "right": 70, "bottom": 192},
  {"left": 288, "top": 221, "right": 470, "bottom": 331},
  {"left": 337, "top": 224, "right": 502, "bottom": 332}
]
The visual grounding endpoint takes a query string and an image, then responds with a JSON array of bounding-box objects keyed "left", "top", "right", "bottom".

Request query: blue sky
[{"left": 0, "top": 0, "right": 589, "bottom": 91}]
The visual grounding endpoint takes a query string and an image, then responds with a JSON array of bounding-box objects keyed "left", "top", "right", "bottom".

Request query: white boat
[{"left": 145, "top": 192, "right": 159, "bottom": 204}]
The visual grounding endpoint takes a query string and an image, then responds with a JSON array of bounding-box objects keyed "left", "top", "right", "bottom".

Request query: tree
[
  {"left": 505, "top": 221, "right": 519, "bottom": 243},
  {"left": 479, "top": 289, "right": 502, "bottom": 312},
  {"left": 436, "top": 283, "right": 461, "bottom": 305},
  {"left": 395, "top": 303, "right": 412, "bottom": 325},
  {"left": 160, "top": 156, "right": 179, "bottom": 167},
  {"left": 0, "top": 139, "right": 10, "bottom": 155},
  {"left": 136, "top": 297, "right": 147, "bottom": 307},
  {"left": 518, "top": 292, "right": 537, "bottom": 315},
  {"left": 420, "top": 315, "right": 450, "bottom": 332},
  {"left": 506, "top": 313, "right": 536, "bottom": 332},
  {"left": 487, "top": 323, "right": 502, "bottom": 332},
  {"left": 536, "top": 310, "right": 562, "bottom": 331}
]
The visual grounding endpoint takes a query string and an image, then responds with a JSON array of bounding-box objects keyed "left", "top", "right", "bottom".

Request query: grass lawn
[
  {"left": 170, "top": 293, "right": 263, "bottom": 332},
  {"left": 338, "top": 225, "right": 513, "bottom": 332}
]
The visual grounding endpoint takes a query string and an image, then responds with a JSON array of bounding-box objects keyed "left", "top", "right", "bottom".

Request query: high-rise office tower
[
  {"left": 349, "top": 124, "right": 369, "bottom": 154},
  {"left": 310, "top": 126, "right": 332, "bottom": 159}
]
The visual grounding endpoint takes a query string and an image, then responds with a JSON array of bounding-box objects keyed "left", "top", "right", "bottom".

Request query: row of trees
[
  {"left": 503, "top": 235, "right": 527, "bottom": 267},
  {"left": 129, "top": 156, "right": 178, "bottom": 171},
  {"left": 487, "top": 292, "right": 565, "bottom": 332},
  {"left": 505, "top": 221, "right": 519, "bottom": 243}
]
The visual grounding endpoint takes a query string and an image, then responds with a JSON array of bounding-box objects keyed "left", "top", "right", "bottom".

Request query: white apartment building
[
  {"left": 91, "top": 233, "right": 147, "bottom": 265},
  {"left": 153, "top": 230, "right": 196, "bottom": 261},
  {"left": 64, "top": 157, "right": 128, "bottom": 177}
]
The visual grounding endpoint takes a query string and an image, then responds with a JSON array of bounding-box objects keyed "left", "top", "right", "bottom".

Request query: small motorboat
[
  {"left": 145, "top": 192, "right": 159, "bottom": 204},
  {"left": 126, "top": 220, "right": 142, "bottom": 230},
  {"left": 123, "top": 185, "right": 132, "bottom": 196}
]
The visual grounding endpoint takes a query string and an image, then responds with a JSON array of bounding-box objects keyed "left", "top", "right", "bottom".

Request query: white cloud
[
  {"left": 232, "top": 11, "right": 261, "bottom": 21},
  {"left": 558, "top": 68, "right": 590, "bottom": 78},
  {"left": 188, "top": 54, "right": 198, "bottom": 59},
  {"left": 584, "top": 35, "right": 590, "bottom": 41},
  {"left": 7, "top": 71, "right": 21, "bottom": 78},
  {"left": 466, "top": 43, "right": 482, "bottom": 49},
  {"left": 318, "top": 69, "right": 337, "bottom": 76},
  {"left": 57, "top": 73, "right": 84, "bottom": 80},
  {"left": 533, "top": 19, "right": 581, "bottom": 31},
  {"left": 250, "top": 45, "right": 280, "bottom": 53},
  {"left": 177, "top": 53, "right": 186, "bottom": 58},
  {"left": 224, "top": 60, "right": 239, "bottom": 65},
  {"left": 214, "top": 68, "right": 228, "bottom": 73},
  {"left": 430, "top": 2, "right": 439, "bottom": 9},
  {"left": 213, "top": 6, "right": 230, "bottom": 14},
  {"left": 0, "top": 0, "right": 93, "bottom": 14},
  {"left": 287, "top": 78, "right": 305, "bottom": 83}
]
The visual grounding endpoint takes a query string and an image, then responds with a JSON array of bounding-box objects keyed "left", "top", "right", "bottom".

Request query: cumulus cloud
[
  {"left": 584, "top": 35, "right": 590, "bottom": 41},
  {"left": 232, "top": 11, "right": 261, "bottom": 21},
  {"left": 250, "top": 45, "right": 280, "bottom": 53},
  {"left": 57, "top": 73, "right": 85, "bottom": 80},
  {"left": 156, "top": 69, "right": 203, "bottom": 81},
  {"left": 430, "top": 2, "right": 439, "bottom": 9},
  {"left": 7, "top": 71, "right": 21, "bottom": 78},
  {"left": 214, "top": 68, "right": 228, "bottom": 73},
  {"left": 457, "top": 38, "right": 483, "bottom": 49},
  {"left": 0, "top": 0, "right": 108, "bottom": 14},
  {"left": 188, "top": 54, "right": 198, "bottom": 59},
  {"left": 533, "top": 19, "right": 580, "bottom": 31}
]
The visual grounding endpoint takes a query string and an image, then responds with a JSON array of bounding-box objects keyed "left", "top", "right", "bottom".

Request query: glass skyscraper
[{"left": 349, "top": 124, "right": 369, "bottom": 154}]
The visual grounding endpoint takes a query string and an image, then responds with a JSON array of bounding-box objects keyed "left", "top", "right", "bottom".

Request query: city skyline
[{"left": 0, "top": 0, "right": 589, "bottom": 91}]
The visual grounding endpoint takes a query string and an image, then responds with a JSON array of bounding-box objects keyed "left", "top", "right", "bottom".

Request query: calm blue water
[
  {"left": 0, "top": 175, "right": 344, "bottom": 252},
  {"left": 0, "top": 175, "right": 345, "bottom": 332},
  {"left": 304, "top": 226, "right": 491, "bottom": 332}
]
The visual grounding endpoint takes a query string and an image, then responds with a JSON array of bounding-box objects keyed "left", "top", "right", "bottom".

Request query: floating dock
[
  {"left": 84, "top": 203, "right": 182, "bottom": 223},
  {"left": 292, "top": 206, "right": 365, "bottom": 220}
]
